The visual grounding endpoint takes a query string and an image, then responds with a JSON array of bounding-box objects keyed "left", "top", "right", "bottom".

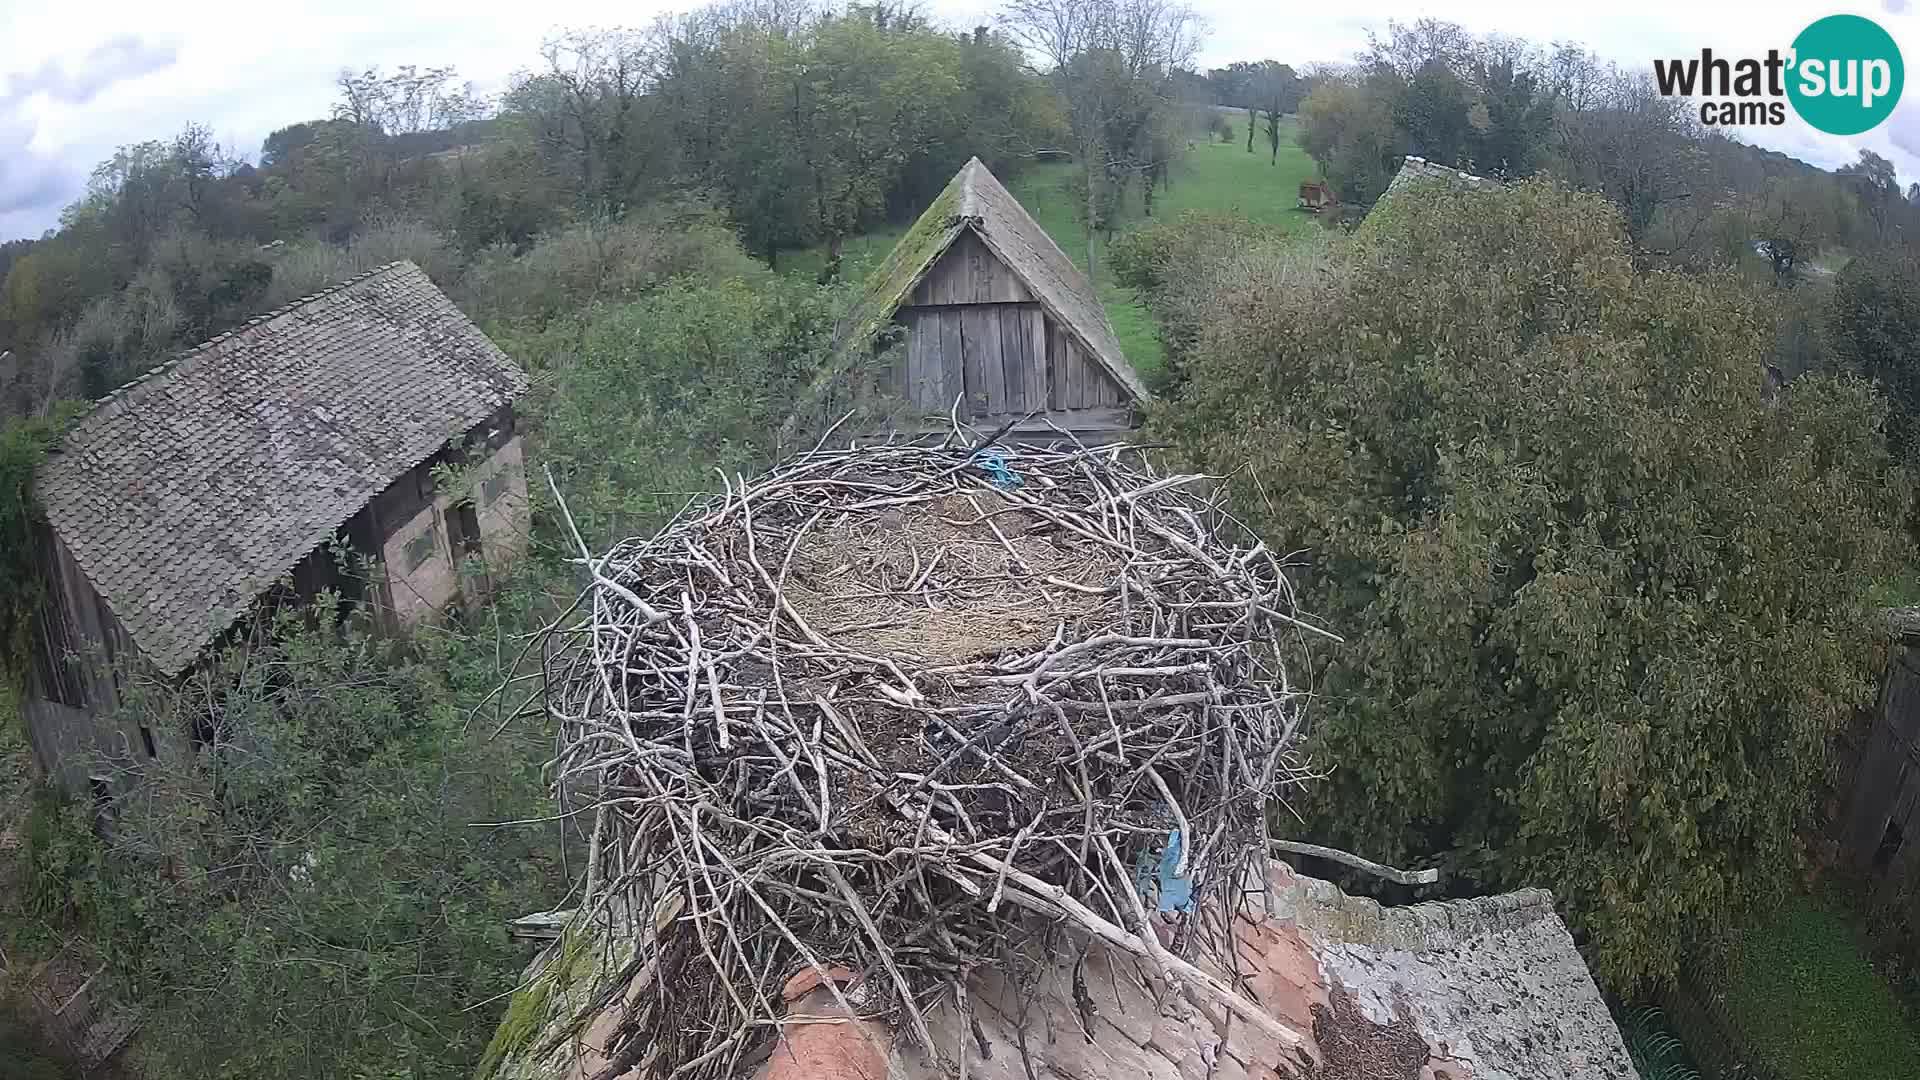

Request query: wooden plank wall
[
  {"left": 1838, "top": 641, "right": 1920, "bottom": 925},
  {"left": 1046, "top": 324, "right": 1126, "bottom": 411},
  {"left": 22, "top": 524, "right": 151, "bottom": 788},
  {"left": 908, "top": 231, "right": 1034, "bottom": 306},
  {"left": 884, "top": 228, "right": 1131, "bottom": 425},
  {"left": 893, "top": 303, "right": 1128, "bottom": 421}
]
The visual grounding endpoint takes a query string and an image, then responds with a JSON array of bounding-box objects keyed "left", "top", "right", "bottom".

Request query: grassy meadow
[
  {"left": 1709, "top": 895, "right": 1920, "bottom": 1079},
  {"left": 786, "top": 120, "right": 1322, "bottom": 381}
]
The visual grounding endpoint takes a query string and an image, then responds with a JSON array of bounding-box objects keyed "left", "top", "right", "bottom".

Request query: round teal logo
[{"left": 1788, "top": 15, "right": 1904, "bottom": 135}]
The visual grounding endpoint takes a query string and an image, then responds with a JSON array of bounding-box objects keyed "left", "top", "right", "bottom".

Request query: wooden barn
[
  {"left": 830, "top": 157, "right": 1148, "bottom": 444},
  {"left": 1296, "top": 179, "right": 1336, "bottom": 212},
  {"left": 1838, "top": 612, "right": 1920, "bottom": 909},
  {"left": 21, "top": 262, "right": 531, "bottom": 794}
]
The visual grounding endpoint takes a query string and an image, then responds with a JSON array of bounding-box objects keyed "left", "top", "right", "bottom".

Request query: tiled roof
[
  {"left": 1384, "top": 154, "right": 1499, "bottom": 196},
  {"left": 837, "top": 157, "right": 1149, "bottom": 404},
  {"left": 36, "top": 262, "right": 527, "bottom": 676},
  {"left": 489, "top": 862, "right": 1635, "bottom": 1080}
]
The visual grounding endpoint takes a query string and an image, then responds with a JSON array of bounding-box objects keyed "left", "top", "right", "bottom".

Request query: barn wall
[
  {"left": 379, "top": 497, "right": 461, "bottom": 625},
  {"left": 21, "top": 525, "right": 177, "bottom": 792},
  {"left": 1839, "top": 642, "right": 1920, "bottom": 899},
  {"left": 20, "top": 698, "right": 96, "bottom": 794},
  {"left": 19, "top": 405, "right": 530, "bottom": 794},
  {"left": 885, "top": 226, "right": 1133, "bottom": 429},
  {"left": 368, "top": 414, "right": 529, "bottom": 626},
  {"left": 893, "top": 302, "right": 1128, "bottom": 424},
  {"left": 908, "top": 231, "right": 1034, "bottom": 306},
  {"left": 474, "top": 435, "right": 532, "bottom": 577}
]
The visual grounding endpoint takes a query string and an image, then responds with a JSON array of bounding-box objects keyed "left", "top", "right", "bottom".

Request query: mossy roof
[{"left": 835, "top": 157, "right": 1148, "bottom": 404}]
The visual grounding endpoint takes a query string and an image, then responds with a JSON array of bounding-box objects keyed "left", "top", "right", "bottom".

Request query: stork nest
[{"left": 539, "top": 434, "right": 1332, "bottom": 1079}]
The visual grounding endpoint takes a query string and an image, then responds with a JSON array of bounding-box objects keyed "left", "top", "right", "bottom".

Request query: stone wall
[{"left": 376, "top": 434, "right": 530, "bottom": 625}]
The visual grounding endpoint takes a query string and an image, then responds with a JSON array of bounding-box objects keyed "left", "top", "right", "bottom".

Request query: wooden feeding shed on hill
[
  {"left": 20, "top": 262, "right": 530, "bottom": 793},
  {"left": 830, "top": 157, "right": 1148, "bottom": 444},
  {"left": 1297, "top": 179, "right": 1336, "bottom": 212}
]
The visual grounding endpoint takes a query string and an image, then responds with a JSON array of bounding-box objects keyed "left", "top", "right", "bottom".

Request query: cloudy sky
[{"left": 4, "top": 0, "right": 1919, "bottom": 240}]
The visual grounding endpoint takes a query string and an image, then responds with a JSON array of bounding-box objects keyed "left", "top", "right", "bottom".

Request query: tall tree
[
  {"left": 1248, "top": 61, "right": 1302, "bottom": 165},
  {"left": 1000, "top": 0, "right": 1202, "bottom": 285},
  {"left": 1159, "top": 179, "right": 1909, "bottom": 992},
  {"left": 1553, "top": 68, "right": 1703, "bottom": 245}
]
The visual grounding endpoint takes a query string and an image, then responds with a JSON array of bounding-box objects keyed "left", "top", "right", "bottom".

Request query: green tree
[
  {"left": 1297, "top": 71, "right": 1402, "bottom": 203},
  {"left": 1552, "top": 69, "right": 1705, "bottom": 245},
  {"left": 1247, "top": 61, "right": 1302, "bottom": 165},
  {"left": 9, "top": 594, "right": 565, "bottom": 1080},
  {"left": 1828, "top": 251, "right": 1920, "bottom": 452},
  {"left": 1391, "top": 59, "right": 1471, "bottom": 164},
  {"left": 1001, "top": 0, "right": 1202, "bottom": 285},
  {"left": 1157, "top": 178, "right": 1909, "bottom": 991},
  {"left": 1466, "top": 47, "right": 1555, "bottom": 176}
]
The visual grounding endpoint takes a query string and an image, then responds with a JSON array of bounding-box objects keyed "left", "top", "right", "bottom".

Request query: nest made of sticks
[{"left": 540, "top": 431, "right": 1334, "bottom": 1079}]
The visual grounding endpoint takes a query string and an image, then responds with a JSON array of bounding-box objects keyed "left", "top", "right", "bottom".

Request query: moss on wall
[{"left": 472, "top": 928, "right": 595, "bottom": 1080}]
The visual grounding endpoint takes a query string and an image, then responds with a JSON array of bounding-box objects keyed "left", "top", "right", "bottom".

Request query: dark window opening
[
  {"left": 1874, "top": 820, "right": 1905, "bottom": 871},
  {"left": 403, "top": 522, "right": 440, "bottom": 573},
  {"left": 139, "top": 723, "right": 157, "bottom": 759},
  {"left": 87, "top": 775, "right": 112, "bottom": 811},
  {"left": 449, "top": 501, "right": 483, "bottom": 562},
  {"left": 189, "top": 710, "right": 215, "bottom": 752}
]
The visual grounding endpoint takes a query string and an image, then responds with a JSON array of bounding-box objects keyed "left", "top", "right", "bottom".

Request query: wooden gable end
[
  {"left": 907, "top": 230, "right": 1033, "bottom": 306},
  {"left": 886, "top": 227, "right": 1130, "bottom": 427}
]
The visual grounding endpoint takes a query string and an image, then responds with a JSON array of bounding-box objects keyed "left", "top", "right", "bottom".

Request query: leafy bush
[
  {"left": 1828, "top": 251, "right": 1920, "bottom": 453},
  {"left": 4, "top": 589, "right": 566, "bottom": 1080},
  {"left": 506, "top": 271, "right": 837, "bottom": 547},
  {"left": 461, "top": 204, "right": 757, "bottom": 329},
  {"left": 1620, "top": 1008, "right": 1701, "bottom": 1080},
  {"left": 0, "top": 407, "right": 80, "bottom": 687},
  {"left": 1157, "top": 178, "right": 1911, "bottom": 991},
  {"left": 1109, "top": 211, "right": 1319, "bottom": 390},
  {"left": 262, "top": 216, "right": 462, "bottom": 308}
]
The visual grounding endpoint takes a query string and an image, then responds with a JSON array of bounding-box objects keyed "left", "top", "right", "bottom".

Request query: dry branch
[{"left": 537, "top": 428, "right": 1325, "bottom": 1078}]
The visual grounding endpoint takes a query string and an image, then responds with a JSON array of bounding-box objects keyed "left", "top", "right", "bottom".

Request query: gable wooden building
[
  {"left": 22, "top": 262, "right": 531, "bottom": 792},
  {"left": 833, "top": 158, "right": 1149, "bottom": 443}
]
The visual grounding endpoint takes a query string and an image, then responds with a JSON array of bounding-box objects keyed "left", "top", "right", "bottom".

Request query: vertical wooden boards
[
  {"left": 901, "top": 310, "right": 933, "bottom": 411},
  {"left": 908, "top": 231, "right": 1034, "bottom": 307},
  {"left": 1046, "top": 323, "right": 1063, "bottom": 409},
  {"left": 999, "top": 306, "right": 1027, "bottom": 413},
  {"left": 939, "top": 308, "right": 965, "bottom": 418},
  {"left": 1026, "top": 307, "right": 1049, "bottom": 411},
  {"left": 1040, "top": 320, "right": 1125, "bottom": 412},
  {"left": 961, "top": 306, "right": 1006, "bottom": 417},
  {"left": 1085, "top": 352, "right": 1122, "bottom": 406},
  {"left": 1056, "top": 325, "right": 1088, "bottom": 409},
  {"left": 900, "top": 300, "right": 1086, "bottom": 421}
]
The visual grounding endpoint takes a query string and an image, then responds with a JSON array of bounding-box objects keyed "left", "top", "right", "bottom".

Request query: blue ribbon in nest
[{"left": 970, "top": 449, "right": 1023, "bottom": 490}]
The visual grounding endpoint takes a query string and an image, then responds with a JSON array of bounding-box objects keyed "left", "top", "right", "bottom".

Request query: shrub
[
  {"left": 506, "top": 272, "right": 836, "bottom": 546},
  {"left": 263, "top": 216, "right": 462, "bottom": 307},
  {"left": 461, "top": 203, "right": 759, "bottom": 329},
  {"left": 1157, "top": 178, "right": 1911, "bottom": 991},
  {"left": 1109, "top": 211, "right": 1315, "bottom": 390},
  {"left": 1828, "top": 251, "right": 1920, "bottom": 453},
  {"left": 4, "top": 589, "right": 568, "bottom": 1080},
  {"left": 1619, "top": 1008, "right": 1701, "bottom": 1080}
]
